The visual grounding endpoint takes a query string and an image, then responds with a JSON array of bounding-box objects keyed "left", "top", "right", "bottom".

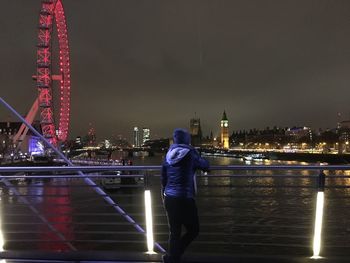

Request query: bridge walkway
[{"left": 1, "top": 165, "right": 350, "bottom": 262}]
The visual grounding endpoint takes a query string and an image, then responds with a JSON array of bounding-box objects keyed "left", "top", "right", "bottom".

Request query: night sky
[{"left": 1, "top": 0, "right": 350, "bottom": 141}]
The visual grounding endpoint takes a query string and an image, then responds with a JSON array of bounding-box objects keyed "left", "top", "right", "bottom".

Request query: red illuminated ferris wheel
[{"left": 35, "top": 0, "right": 71, "bottom": 146}]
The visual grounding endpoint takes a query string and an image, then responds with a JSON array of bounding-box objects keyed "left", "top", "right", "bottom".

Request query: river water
[{"left": 0, "top": 154, "right": 350, "bottom": 258}]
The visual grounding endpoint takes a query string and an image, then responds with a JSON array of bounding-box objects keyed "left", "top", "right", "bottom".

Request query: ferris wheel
[
  {"left": 34, "top": 0, "right": 71, "bottom": 146},
  {"left": 13, "top": 0, "right": 71, "bottom": 148}
]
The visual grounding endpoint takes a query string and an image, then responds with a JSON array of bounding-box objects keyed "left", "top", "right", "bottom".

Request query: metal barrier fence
[{"left": 0, "top": 164, "right": 349, "bottom": 260}]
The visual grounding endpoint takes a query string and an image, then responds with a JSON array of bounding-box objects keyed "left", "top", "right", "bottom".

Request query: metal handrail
[{"left": 1, "top": 164, "right": 350, "bottom": 173}]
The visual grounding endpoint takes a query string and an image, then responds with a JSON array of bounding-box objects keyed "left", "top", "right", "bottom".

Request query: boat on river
[{"left": 243, "top": 153, "right": 269, "bottom": 162}]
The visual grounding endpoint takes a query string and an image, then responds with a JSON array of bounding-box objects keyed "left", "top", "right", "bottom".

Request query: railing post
[
  {"left": 317, "top": 170, "right": 326, "bottom": 192},
  {"left": 312, "top": 170, "right": 326, "bottom": 259}
]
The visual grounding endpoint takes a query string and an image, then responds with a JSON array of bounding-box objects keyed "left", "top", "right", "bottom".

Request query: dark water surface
[{"left": 0, "top": 155, "right": 350, "bottom": 257}]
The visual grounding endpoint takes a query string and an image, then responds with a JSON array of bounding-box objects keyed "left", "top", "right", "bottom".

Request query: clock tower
[{"left": 220, "top": 111, "right": 229, "bottom": 149}]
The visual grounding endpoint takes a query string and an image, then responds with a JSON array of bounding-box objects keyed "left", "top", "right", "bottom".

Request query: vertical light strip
[
  {"left": 0, "top": 203, "right": 4, "bottom": 252},
  {"left": 145, "top": 190, "right": 155, "bottom": 254},
  {"left": 0, "top": 203, "right": 5, "bottom": 263},
  {"left": 312, "top": 191, "right": 324, "bottom": 259},
  {"left": 0, "top": 227, "right": 3, "bottom": 253}
]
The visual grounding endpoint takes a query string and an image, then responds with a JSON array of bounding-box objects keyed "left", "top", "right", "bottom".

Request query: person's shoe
[
  {"left": 162, "top": 254, "right": 170, "bottom": 263},
  {"left": 162, "top": 254, "right": 181, "bottom": 263}
]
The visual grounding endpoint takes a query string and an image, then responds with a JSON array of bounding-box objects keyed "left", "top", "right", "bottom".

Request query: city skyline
[{"left": 1, "top": 1, "right": 350, "bottom": 140}]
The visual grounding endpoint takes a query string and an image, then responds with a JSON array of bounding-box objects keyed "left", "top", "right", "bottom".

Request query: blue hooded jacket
[{"left": 161, "top": 129, "right": 209, "bottom": 199}]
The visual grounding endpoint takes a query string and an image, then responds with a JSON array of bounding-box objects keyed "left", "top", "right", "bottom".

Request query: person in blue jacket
[{"left": 161, "top": 128, "right": 209, "bottom": 263}]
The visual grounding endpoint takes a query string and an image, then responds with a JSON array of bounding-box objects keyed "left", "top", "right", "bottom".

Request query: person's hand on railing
[{"left": 202, "top": 167, "right": 210, "bottom": 175}]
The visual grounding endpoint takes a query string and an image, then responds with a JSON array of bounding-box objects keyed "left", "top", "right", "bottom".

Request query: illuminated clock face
[{"left": 224, "top": 122, "right": 228, "bottom": 127}]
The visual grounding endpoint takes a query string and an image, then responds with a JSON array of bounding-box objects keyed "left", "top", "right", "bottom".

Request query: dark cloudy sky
[{"left": 1, "top": 0, "right": 350, "bottom": 141}]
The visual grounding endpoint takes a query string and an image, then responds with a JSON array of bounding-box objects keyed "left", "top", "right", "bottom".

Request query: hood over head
[
  {"left": 173, "top": 128, "right": 191, "bottom": 145},
  {"left": 166, "top": 144, "right": 191, "bottom": 165}
]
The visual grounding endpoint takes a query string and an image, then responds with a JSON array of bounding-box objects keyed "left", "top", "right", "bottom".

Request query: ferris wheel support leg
[{"left": 13, "top": 98, "right": 39, "bottom": 147}]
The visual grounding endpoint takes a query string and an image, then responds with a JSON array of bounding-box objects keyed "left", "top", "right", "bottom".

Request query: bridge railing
[{"left": 0, "top": 165, "right": 349, "bottom": 261}]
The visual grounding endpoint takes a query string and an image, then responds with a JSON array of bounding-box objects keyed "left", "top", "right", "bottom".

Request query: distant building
[
  {"left": 190, "top": 118, "right": 201, "bottom": 136},
  {"left": 87, "top": 124, "right": 97, "bottom": 146},
  {"left": 285, "top": 127, "right": 312, "bottom": 141},
  {"left": 133, "top": 127, "right": 140, "bottom": 147},
  {"left": 0, "top": 121, "right": 43, "bottom": 155},
  {"left": 75, "top": 136, "right": 82, "bottom": 147},
  {"left": 338, "top": 121, "right": 350, "bottom": 153},
  {"left": 112, "top": 135, "right": 131, "bottom": 148},
  {"left": 142, "top": 128, "right": 150, "bottom": 145},
  {"left": 143, "top": 138, "right": 170, "bottom": 152},
  {"left": 220, "top": 111, "right": 229, "bottom": 149},
  {"left": 338, "top": 121, "right": 350, "bottom": 129},
  {"left": 190, "top": 117, "right": 202, "bottom": 146}
]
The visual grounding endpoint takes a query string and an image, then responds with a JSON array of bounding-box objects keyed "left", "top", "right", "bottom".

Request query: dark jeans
[{"left": 164, "top": 196, "right": 199, "bottom": 262}]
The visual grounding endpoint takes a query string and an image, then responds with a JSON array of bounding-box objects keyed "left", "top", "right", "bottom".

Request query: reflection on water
[{"left": 39, "top": 179, "right": 74, "bottom": 251}]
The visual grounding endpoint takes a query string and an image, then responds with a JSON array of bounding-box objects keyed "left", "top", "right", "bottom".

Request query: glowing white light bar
[
  {"left": 0, "top": 230, "right": 3, "bottom": 253},
  {"left": 0, "top": 214, "right": 4, "bottom": 253},
  {"left": 312, "top": 191, "right": 324, "bottom": 259},
  {"left": 144, "top": 190, "right": 155, "bottom": 254},
  {"left": 0, "top": 215, "right": 4, "bottom": 263}
]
